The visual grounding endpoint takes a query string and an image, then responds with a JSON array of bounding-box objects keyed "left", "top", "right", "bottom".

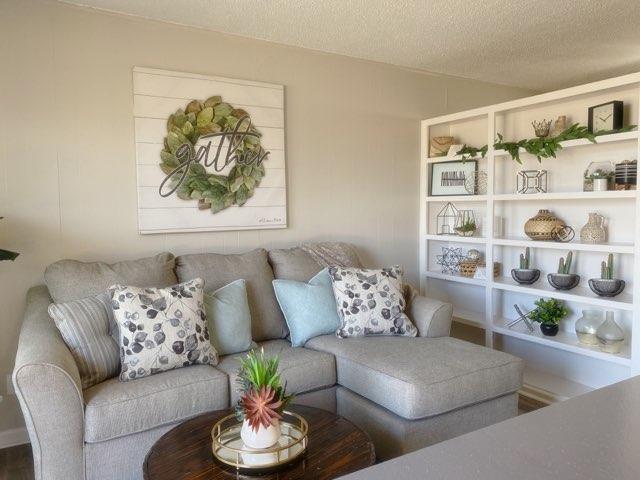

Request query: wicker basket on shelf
[{"left": 459, "top": 260, "right": 478, "bottom": 278}]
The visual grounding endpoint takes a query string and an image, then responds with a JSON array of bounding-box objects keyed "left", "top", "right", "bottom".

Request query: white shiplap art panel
[{"left": 133, "top": 67, "right": 287, "bottom": 234}]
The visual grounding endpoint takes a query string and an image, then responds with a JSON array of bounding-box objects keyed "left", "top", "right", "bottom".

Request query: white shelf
[
  {"left": 426, "top": 195, "right": 487, "bottom": 202},
  {"left": 425, "top": 270, "right": 486, "bottom": 286},
  {"left": 425, "top": 234, "right": 487, "bottom": 244},
  {"left": 426, "top": 153, "right": 484, "bottom": 163},
  {"left": 493, "top": 318, "right": 631, "bottom": 366},
  {"left": 494, "top": 131, "right": 639, "bottom": 157},
  {"left": 494, "top": 190, "right": 636, "bottom": 201},
  {"left": 453, "top": 309, "right": 486, "bottom": 328},
  {"left": 492, "top": 237, "right": 634, "bottom": 254},
  {"left": 492, "top": 276, "right": 634, "bottom": 311}
]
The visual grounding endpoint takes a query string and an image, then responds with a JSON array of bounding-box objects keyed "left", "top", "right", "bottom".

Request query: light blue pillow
[
  {"left": 272, "top": 269, "right": 341, "bottom": 347},
  {"left": 204, "top": 279, "right": 255, "bottom": 356}
]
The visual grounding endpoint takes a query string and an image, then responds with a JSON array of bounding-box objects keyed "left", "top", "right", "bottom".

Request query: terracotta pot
[{"left": 524, "top": 209, "right": 565, "bottom": 241}]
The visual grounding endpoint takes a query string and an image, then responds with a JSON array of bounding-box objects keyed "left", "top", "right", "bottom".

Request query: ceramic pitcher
[{"left": 580, "top": 213, "right": 606, "bottom": 244}]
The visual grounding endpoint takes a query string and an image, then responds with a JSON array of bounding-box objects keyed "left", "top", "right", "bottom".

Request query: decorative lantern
[
  {"left": 517, "top": 170, "right": 547, "bottom": 194},
  {"left": 436, "top": 202, "right": 460, "bottom": 235}
]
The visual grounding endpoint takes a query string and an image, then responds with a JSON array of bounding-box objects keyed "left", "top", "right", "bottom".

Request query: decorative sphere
[{"left": 467, "top": 249, "right": 481, "bottom": 262}]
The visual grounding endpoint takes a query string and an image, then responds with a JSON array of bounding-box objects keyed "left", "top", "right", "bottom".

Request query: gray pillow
[
  {"left": 45, "top": 252, "right": 177, "bottom": 303},
  {"left": 268, "top": 247, "right": 323, "bottom": 281},
  {"left": 176, "top": 249, "right": 286, "bottom": 342},
  {"left": 48, "top": 292, "right": 120, "bottom": 389},
  {"left": 111, "top": 278, "right": 217, "bottom": 382},
  {"left": 329, "top": 266, "right": 417, "bottom": 338},
  {"left": 203, "top": 279, "right": 255, "bottom": 356}
]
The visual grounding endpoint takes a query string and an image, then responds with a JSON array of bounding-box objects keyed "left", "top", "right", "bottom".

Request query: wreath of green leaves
[{"left": 160, "top": 96, "right": 267, "bottom": 213}]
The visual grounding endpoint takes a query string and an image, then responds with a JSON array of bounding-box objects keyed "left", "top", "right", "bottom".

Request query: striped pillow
[{"left": 48, "top": 292, "right": 120, "bottom": 389}]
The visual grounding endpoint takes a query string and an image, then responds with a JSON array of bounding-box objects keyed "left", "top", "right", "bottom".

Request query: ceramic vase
[
  {"left": 580, "top": 213, "right": 606, "bottom": 244},
  {"left": 596, "top": 312, "right": 625, "bottom": 354},
  {"left": 524, "top": 209, "right": 565, "bottom": 241},
  {"left": 241, "top": 419, "right": 281, "bottom": 449},
  {"left": 575, "top": 310, "right": 603, "bottom": 345},
  {"left": 593, "top": 178, "right": 608, "bottom": 191}
]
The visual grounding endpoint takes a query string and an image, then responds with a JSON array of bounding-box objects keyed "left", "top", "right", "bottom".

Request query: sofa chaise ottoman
[{"left": 13, "top": 243, "right": 523, "bottom": 480}]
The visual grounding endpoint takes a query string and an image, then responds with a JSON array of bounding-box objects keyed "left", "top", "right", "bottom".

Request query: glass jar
[
  {"left": 596, "top": 311, "right": 625, "bottom": 354},
  {"left": 575, "top": 310, "right": 603, "bottom": 345}
]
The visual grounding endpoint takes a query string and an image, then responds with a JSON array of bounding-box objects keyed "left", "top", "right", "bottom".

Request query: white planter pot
[
  {"left": 240, "top": 419, "right": 281, "bottom": 449},
  {"left": 593, "top": 178, "right": 608, "bottom": 191}
]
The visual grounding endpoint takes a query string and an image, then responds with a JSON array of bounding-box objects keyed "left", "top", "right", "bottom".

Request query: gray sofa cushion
[
  {"left": 217, "top": 339, "right": 336, "bottom": 404},
  {"left": 45, "top": 252, "right": 177, "bottom": 303},
  {"left": 83, "top": 365, "right": 228, "bottom": 443},
  {"left": 175, "top": 249, "right": 286, "bottom": 341},
  {"left": 268, "top": 247, "right": 323, "bottom": 281},
  {"left": 305, "top": 335, "right": 523, "bottom": 420}
]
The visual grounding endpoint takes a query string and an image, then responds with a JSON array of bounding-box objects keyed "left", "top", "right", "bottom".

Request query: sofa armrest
[
  {"left": 13, "top": 286, "right": 85, "bottom": 480},
  {"left": 407, "top": 293, "right": 453, "bottom": 338}
]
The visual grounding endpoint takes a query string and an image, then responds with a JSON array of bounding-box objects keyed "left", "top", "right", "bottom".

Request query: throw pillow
[
  {"left": 110, "top": 278, "right": 217, "bottom": 381},
  {"left": 329, "top": 266, "right": 418, "bottom": 338},
  {"left": 48, "top": 291, "right": 121, "bottom": 389},
  {"left": 273, "top": 269, "right": 342, "bottom": 347},
  {"left": 203, "top": 279, "right": 255, "bottom": 356}
]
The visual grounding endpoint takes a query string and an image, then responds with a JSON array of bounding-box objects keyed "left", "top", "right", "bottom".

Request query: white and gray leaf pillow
[
  {"left": 110, "top": 278, "right": 217, "bottom": 382},
  {"left": 328, "top": 266, "right": 417, "bottom": 338},
  {"left": 48, "top": 292, "right": 121, "bottom": 389}
]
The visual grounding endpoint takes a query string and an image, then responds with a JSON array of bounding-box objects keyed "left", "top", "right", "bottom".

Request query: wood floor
[
  {"left": 0, "top": 444, "right": 33, "bottom": 480},
  {"left": 0, "top": 395, "right": 543, "bottom": 479}
]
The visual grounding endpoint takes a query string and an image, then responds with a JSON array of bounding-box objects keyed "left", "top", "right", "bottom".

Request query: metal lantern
[
  {"left": 454, "top": 210, "right": 477, "bottom": 237},
  {"left": 517, "top": 170, "right": 547, "bottom": 194},
  {"left": 436, "top": 202, "right": 460, "bottom": 235}
]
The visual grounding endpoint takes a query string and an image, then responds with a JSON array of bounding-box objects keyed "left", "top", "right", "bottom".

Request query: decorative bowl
[
  {"left": 455, "top": 229, "right": 475, "bottom": 237},
  {"left": 547, "top": 273, "right": 580, "bottom": 290},
  {"left": 588, "top": 278, "right": 626, "bottom": 297},
  {"left": 511, "top": 268, "right": 540, "bottom": 285}
]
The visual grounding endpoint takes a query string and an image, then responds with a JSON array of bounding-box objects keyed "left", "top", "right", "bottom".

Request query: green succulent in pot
[{"left": 0, "top": 218, "right": 18, "bottom": 262}]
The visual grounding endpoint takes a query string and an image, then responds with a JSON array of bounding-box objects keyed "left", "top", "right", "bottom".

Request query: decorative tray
[{"left": 211, "top": 410, "right": 308, "bottom": 472}]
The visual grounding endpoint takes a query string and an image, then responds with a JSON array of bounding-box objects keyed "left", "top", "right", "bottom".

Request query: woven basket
[
  {"left": 459, "top": 260, "right": 478, "bottom": 278},
  {"left": 430, "top": 136, "right": 454, "bottom": 157}
]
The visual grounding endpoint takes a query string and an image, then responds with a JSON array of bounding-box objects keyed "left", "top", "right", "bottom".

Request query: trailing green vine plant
[{"left": 456, "top": 124, "right": 637, "bottom": 164}]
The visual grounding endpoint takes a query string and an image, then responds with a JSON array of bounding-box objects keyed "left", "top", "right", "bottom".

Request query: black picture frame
[
  {"left": 588, "top": 100, "right": 623, "bottom": 133},
  {"left": 429, "top": 160, "right": 478, "bottom": 197}
]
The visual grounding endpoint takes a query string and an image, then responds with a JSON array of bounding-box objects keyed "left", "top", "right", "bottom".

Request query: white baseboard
[{"left": 0, "top": 427, "right": 29, "bottom": 449}]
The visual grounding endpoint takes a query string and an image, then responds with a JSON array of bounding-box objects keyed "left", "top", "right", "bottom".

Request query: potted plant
[
  {"left": 236, "top": 349, "right": 294, "bottom": 449},
  {"left": 589, "top": 254, "right": 626, "bottom": 297},
  {"left": 0, "top": 218, "right": 18, "bottom": 262},
  {"left": 529, "top": 298, "right": 569, "bottom": 336},
  {"left": 585, "top": 169, "right": 614, "bottom": 191},
  {"left": 511, "top": 247, "right": 540, "bottom": 284},
  {"left": 454, "top": 219, "right": 477, "bottom": 237},
  {"left": 547, "top": 251, "right": 580, "bottom": 290}
]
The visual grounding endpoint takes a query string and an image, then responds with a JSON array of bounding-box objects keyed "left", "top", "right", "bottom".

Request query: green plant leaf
[{"left": 196, "top": 107, "right": 214, "bottom": 127}]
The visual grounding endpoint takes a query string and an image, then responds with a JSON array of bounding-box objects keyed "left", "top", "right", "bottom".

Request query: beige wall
[{"left": 0, "top": 0, "right": 531, "bottom": 434}]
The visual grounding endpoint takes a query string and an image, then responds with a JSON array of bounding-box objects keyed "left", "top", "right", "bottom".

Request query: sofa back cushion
[
  {"left": 175, "top": 249, "right": 287, "bottom": 341},
  {"left": 268, "top": 247, "right": 323, "bottom": 281},
  {"left": 45, "top": 252, "right": 177, "bottom": 303}
]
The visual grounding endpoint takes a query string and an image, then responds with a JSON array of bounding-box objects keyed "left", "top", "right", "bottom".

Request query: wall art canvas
[
  {"left": 429, "top": 160, "right": 477, "bottom": 196},
  {"left": 133, "top": 67, "right": 287, "bottom": 234}
]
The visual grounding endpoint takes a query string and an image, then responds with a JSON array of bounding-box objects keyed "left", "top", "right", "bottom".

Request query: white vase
[
  {"left": 593, "top": 178, "right": 608, "bottom": 191},
  {"left": 240, "top": 419, "right": 281, "bottom": 449}
]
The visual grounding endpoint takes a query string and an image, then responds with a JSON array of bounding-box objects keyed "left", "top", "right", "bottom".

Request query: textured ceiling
[{"left": 60, "top": 0, "right": 640, "bottom": 91}]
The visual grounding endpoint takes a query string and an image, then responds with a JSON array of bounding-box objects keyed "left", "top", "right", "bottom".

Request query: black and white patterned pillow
[
  {"left": 328, "top": 266, "right": 417, "bottom": 338},
  {"left": 110, "top": 278, "right": 217, "bottom": 381}
]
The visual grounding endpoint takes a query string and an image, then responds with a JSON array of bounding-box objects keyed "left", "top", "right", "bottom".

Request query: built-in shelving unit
[{"left": 419, "top": 72, "right": 640, "bottom": 398}]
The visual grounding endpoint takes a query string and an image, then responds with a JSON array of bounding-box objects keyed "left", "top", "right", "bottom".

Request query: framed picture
[{"left": 430, "top": 160, "right": 477, "bottom": 196}]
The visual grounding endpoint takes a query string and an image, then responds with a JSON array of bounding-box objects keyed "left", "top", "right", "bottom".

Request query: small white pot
[
  {"left": 593, "top": 178, "right": 608, "bottom": 191},
  {"left": 240, "top": 419, "right": 281, "bottom": 449}
]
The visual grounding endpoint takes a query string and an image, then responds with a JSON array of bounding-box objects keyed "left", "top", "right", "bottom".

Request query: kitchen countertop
[{"left": 341, "top": 376, "right": 640, "bottom": 479}]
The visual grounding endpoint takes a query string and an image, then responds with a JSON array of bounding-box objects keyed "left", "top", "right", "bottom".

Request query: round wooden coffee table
[{"left": 143, "top": 404, "right": 375, "bottom": 479}]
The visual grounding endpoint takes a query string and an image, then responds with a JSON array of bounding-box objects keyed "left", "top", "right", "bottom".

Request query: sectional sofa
[{"left": 13, "top": 243, "right": 523, "bottom": 480}]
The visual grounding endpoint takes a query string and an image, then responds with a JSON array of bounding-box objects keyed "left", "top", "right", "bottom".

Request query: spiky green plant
[
  {"left": 519, "top": 247, "right": 531, "bottom": 269},
  {"left": 235, "top": 348, "right": 294, "bottom": 422},
  {"left": 557, "top": 251, "right": 573, "bottom": 274},
  {"left": 601, "top": 253, "right": 614, "bottom": 280},
  {"left": 0, "top": 218, "right": 18, "bottom": 262}
]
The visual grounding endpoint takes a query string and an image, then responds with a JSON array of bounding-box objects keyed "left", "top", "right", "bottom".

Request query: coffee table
[{"left": 143, "top": 404, "right": 375, "bottom": 479}]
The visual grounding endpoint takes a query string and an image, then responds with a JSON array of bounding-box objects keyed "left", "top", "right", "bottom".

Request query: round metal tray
[{"left": 211, "top": 410, "right": 308, "bottom": 472}]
